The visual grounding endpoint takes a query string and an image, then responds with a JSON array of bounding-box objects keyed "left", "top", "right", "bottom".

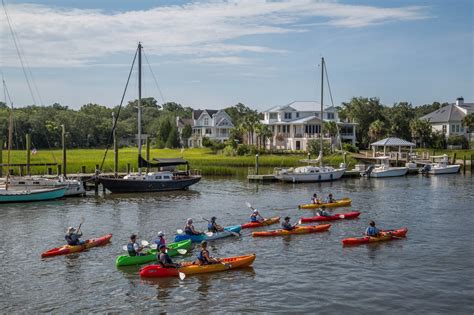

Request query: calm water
[{"left": 1, "top": 175, "right": 473, "bottom": 313}]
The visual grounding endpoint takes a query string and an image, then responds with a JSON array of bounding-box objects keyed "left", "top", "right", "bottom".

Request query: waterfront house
[
  {"left": 261, "top": 101, "right": 357, "bottom": 151},
  {"left": 420, "top": 97, "right": 474, "bottom": 140},
  {"left": 177, "top": 109, "right": 234, "bottom": 147}
]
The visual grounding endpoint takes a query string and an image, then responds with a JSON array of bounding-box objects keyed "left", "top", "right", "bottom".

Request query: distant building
[
  {"left": 177, "top": 109, "right": 234, "bottom": 147},
  {"left": 420, "top": 97, "right": 473, "bottom": 139},
  {"left": 261, "top": 101, "right": 357, "bottom": 151}
]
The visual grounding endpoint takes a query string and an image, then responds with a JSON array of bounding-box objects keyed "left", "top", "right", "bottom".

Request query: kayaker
[
  {"left": 317, "top": 206, "right": 330, "bottom": 217},
  {"left": 208, "top": 217, "right": 224, "bottom": 233},
  {"left": 127, "top": 234, "right": 145, "bottom": 256},
  {"left": 281, "top": 216, "right": 297, "bottom": 231},
  {"left": 250, "top": 208, "right": 265, "bottom": 223},
  {"left": 154, "top": 231, "right": 166, "bottom": 246},
  {"left": 365, "top": 221, "right": 381, "bottom": 237},
  {"left": 194, "top": 241, "right": 220, "bottom": 265},
  {"left": 65, "top": 227, "right": 85, "bottom": 246},
  {"left": 157, "top": 244, "right": 180, "bottom": 268},
  {"left": 311, "top": 193, "right": 320, "bottom": 204},
  {"left": 326, "top": 193, "right": 336, "bottom": 203},
  {"left": 184, "top": 218, "right": 203, "bottom": 235}
]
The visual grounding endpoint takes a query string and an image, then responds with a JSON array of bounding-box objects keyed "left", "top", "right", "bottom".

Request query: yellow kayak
[{"left": 298, "top": 198, "right": 351, "bottom": 209}]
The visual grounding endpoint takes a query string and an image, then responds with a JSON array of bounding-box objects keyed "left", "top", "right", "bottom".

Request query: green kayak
[{"left": 115, "top": 239, "right": 192, "bottom": 267}]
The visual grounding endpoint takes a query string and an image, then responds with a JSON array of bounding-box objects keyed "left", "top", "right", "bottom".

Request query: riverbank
[{"left": 2, "top": 148, "right": 356, "bottom": 176}]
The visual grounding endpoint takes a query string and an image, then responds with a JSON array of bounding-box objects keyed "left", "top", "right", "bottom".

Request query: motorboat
[
  {"left": 0, "top": 176, "right": 85, "bottom": 196},
  {"left": 420, "top": 154, "right": 460, "bottom": 175},
  {"left": 361, "top": 156, "right": 408, "bottom": 178}
]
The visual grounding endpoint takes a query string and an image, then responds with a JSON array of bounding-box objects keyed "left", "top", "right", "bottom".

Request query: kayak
[
  {"left": 298, "top": 198, "right": 352, "bottom": 209},
  {"left": 241, "top": 216, "right": 281, "bottom": 229},
  {"left": 140, "top": 253, "right": 256, "bottom": 278},
  {"left": 342, "top": 228, "right": 408, "bottom": 246},
  {"left": 41, "top": 233, "right": 112, "bottom": 258},
  {"left": 300, "top": 211, "right": 361, "bottom": 223},
  {"left": 174, "top": 225, "right": 241, "bottom": 243},
  {"left": 115, "top": 239, "right": 192, "bottom": 267},
  {"left": 252, "top": 224, "right": 331, "bottom": 237}
]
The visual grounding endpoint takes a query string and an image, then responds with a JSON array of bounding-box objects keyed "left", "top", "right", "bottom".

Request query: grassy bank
[{"left": 1, "top": 148, "right": 356, "bottom": 176}]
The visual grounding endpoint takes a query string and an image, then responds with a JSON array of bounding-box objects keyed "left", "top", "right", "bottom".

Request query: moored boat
[
  {"left": 298, "top": 198, "right": 351, "bottom": 209},
  {"left": 361, "top": 157, "right": 408, "bottom": 178},
  {"left": 0, "top": 186, "right": 67, "bottom": 203},
  {"left": 300, "top": 211, "right": 360, "bottom": 223},
  {"left": 241, "top": 216, "right": 281, "bottom": 229},
  {"left": 41, "top": 233, "right": 112, "bottom": 257},
  {"left": 0, "top": 176, "right": 85, "bottom": 197},
  {"left": 420, "top": 155, "right": 460, "bottom": 175},
  {"left": 115, "top": 239, "right": 191, "bottom": 267},
  {"left": 140, "top": 253, "right": 256, "bottom": 278},
  {"left": 174, "top": 225, "right": 241, "bottom": 243},
  {"left": 252, "top": 224, "right": 331, "bottom": 237},
  {"left": 342, "top": 228, "right": 408, "bottom": 246}
]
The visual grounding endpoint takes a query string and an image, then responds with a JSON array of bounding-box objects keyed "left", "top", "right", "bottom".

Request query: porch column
[{"left": 352, "top": 125, "right": 356, "bottom": 146}]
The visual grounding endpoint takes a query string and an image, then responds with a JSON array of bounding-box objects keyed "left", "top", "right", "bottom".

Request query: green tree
[
  {"left": 166, "top": 126, "right": 181, "bottom": 148},
  {"left": 157, "top": 119, "right": 172, "bottom": 148},
  {"left": 409, "top": 119, "right": 432, "bottom": 148},
  {"left": 462, "top": 113, "right": 474, "bottom": 147},
  {"left": 224, "top": 103, "right": 255, "bottom": 127},
  {"left": 385, "top": 102, "right": 415, "bottom": 139},
  {"left": 162, "top": 102, "right": 192, "bottom": 118},
  {"left": 181, "top": 124, "right": 192, "bottom": 147},
  {"left": 368, "top": 120, "right": 387, "bottom": 142},
  {"left": 324, "top": 121, "right": 340, "bottom": 152}
]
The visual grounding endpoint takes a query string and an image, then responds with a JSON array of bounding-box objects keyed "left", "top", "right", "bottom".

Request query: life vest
[
  {"left": 197, "top": 249, "right": 210, "bottom": 264},
  {"left": 65, "top": 233, "right": 79, "bottom": 246},
  {"left": 282, "top": 222, "right": 293, "bottom": 231},
  {"left": 250, "top": 214, "right": 258, "bottom": 222},
  {"left": 366, "top": 226, "right": 380, "bottom": 236},
  {"left": 184, "top": 225, "right": 194, "bottom": 235},
  {"left": 158, "top": 252, "right": 173, "bottom": 267},
  {"left": 127, "top": 243, "right": 136, "bottom": 256},
  {"left": 154, "top": 237, "right": 166, "bottom": 246},
  {"left": 208, "top": 222, "right": 213, "bottom": 231}
]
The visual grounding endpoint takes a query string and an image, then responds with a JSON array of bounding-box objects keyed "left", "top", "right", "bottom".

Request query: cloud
[{"left": 1, "top": 0, "right": 431, "bottom": 67}]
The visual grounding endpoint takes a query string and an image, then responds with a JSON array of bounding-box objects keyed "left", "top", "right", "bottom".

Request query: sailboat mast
[
  {"left": 5, "top": 81, "right": 13, "bottom": 190},
  {"left": 319, "top": 57, "right": 324, "bottom": 167},
  {"left": 137, "top": 42, "right": 142, "bottom": 175}
]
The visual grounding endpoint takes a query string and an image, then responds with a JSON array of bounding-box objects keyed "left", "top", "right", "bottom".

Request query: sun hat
[{"left": 157, "top": 231, "right": 164, "bottom": 237}]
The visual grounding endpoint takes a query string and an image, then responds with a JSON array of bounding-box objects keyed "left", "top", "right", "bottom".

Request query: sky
[{"left": 1, "top": 0, "right": 473, "bottom": 111}]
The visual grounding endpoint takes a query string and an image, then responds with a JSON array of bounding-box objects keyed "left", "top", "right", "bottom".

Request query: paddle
[
  {"left": 77, "top": 217, "right": 85, "bottom": 233},
  {"left": 179, "top": 272, "right": 186, "bottom": 280},
  {"left": 245, "top": 202, "right": 265, "bottom": 222},
  {"left": 338, "top": 215, "right": 345, "bottom": 219}
]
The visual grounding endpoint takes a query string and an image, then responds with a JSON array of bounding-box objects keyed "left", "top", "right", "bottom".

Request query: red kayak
[
  {"left": 342, "top": 228, "right": 408, "bottom": 246},
  {"left": 300, "top": 211, "right": 361, "bottom": 223},
  {"left": 241, "top": 216, "right": 280, "bottom": 229},
  {"left": 41, "top": 233, "right": 112, "bottom": 257}
]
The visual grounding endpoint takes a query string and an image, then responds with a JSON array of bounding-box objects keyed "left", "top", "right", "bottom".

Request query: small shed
[{"left": 371, "top": 137, "right": 415, "bottom": 158}]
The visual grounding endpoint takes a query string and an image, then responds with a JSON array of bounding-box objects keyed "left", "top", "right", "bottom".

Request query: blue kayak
[{"left": 174, "top": 225, "right": 242, "bottom": 243}]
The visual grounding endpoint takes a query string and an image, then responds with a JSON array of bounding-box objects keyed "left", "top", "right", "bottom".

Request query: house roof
[
  {"left": 177, "top": 117, "right": 194, "bottom": 128},
  {"left": 371, "top": 137, "right": 415, "bottom": 147},
  {"left": 420, "top": 103, "right": 473, "bottom": 123},
  {"left": 263, "top": 101, "right": 335, "bottom": 113},
  {"left": 193, "top": 109, "right": 218, "bottom": 120}
]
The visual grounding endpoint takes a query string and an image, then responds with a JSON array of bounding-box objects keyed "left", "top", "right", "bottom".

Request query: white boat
[
  {"left": 362, "top": 156, "right": 408, "bottom": 178},
  {"left": 274, "top": 57, "right": 346, "bottom": 183},
  {"left": 0, "top": 176, "right": 85, "bottom": 196},
  {"left": 421, "top": 155, "right": 460, "bottom": 175}
]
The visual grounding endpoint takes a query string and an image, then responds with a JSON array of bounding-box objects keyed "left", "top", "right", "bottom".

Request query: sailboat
[
  {"left": 274, "top": 57, "right": 346, "bottom": 183},
  {"left": 0, "top": 81, "right": 67, "bottom": 203},
  {"left": 99, "top": 43, "right": 201, "bottom": 193}
]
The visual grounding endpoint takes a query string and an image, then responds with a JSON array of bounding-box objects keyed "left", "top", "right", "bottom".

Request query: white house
[
  {"left": 420, "top": 97, "right": 473, "bottom": 139},
  {"left": 177, "top": 109, "right": 234, "bottom": 147},
  {"left": 261, "top": 101, "right": 357, "bottom": 151}
]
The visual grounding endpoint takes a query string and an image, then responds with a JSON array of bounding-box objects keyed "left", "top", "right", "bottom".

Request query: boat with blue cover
[{"left": 174, "top": 225, "right": 242, "bottom": 243}]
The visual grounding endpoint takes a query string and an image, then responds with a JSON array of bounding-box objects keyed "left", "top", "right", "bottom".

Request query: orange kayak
[
  {"left": 342, "top": 228, "right": 408, "bottom": 246},
  {"left": 252, "top": 224, "right": 331, "bottom": 237},
  {"left": 241, "top": 216, "right": 281, "bottom": 229},
  {"left": 140, "top": 254, "right": 256, "bottom": 277},
  {"left": 41, "top": 233, "right": 112, "bottom": 258},
  {"left": 298, "top": 198, "right": 352, "bottom": 209}
]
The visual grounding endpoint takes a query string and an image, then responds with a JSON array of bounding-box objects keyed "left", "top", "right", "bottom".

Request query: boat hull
[
  {"left": 99, "top": 175, "right": 201, "bottom": 193},
  {"left": 140, "top": 254, "right": 256, "bottom": 278},
  {"left": 342, "top": 228, "right": 408, "bottom": 246},
  {"left": 370, "top": 167, "right": 408, "bottom": 178},
  {"left": 174, "top": 225, "right": 241, "bottom": 243},
  {"left": 241, "top": 216, "right": 281, "bottom": 229},
  {"left": 41, "top": 233, "right": 112, "bottom": 257},
  {"left": 300, "top": 211, "right": 361, "bottom": 222},
  {"left": 252, "top": 224, "right": 331, "bottom": 237},
  {"left": 428, "top": 165, "right": 460, "bottom": 175},
  {"left": 0, "top": 187, "right": 67, "bottom": 203},
  {"left": 299, "top": 198, "right": 352, "bottom": 209},
  {"left": 275, "top": 168, "right": 345, "bottom": 183}
]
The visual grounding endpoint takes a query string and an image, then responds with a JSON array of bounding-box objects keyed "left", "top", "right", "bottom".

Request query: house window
[
  {"left": 451, "top": 124, "right": 455, "bottom": 132},
  {"left": 315, "top": 113, "right": 319, "bottom": 117},
  {"left": 296, "top": 113, "right": 299, "bottom": 118},
  {"left": 327, "top": 112, "right": 335, "bottom": 120},
  {"left": 206, "top": 128, "right": 212, "bottom": 135},
  {"left": 204, "top": 118, "right": 209, "bottom": 126},
  {"left": 442, "top": 125, "right": 447, "bottom": 133},
  {"left": 270, "top": 113, "right": 278, "bottom": 119},
  {"left": 272, "top": 126, "right": 275, "bottom": 132},
  {"left": 284, "top": 113, "right": 292, "bottom": 119},
  {"left": 277, "top": 125, "right": 281, "bottom": 132},
  {"left": 461, "top": 126, "right": 464, "bottom": 132}
]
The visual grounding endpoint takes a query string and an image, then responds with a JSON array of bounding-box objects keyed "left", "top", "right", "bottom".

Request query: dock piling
[
  {"left": 81, "top": 166, "right": 86, "bottom": 174},
  {"left": 26, "top": 133, "right": 31, "bottom": 176},
  {"left": 463, "top": 155, "right": 466, "bottom": 174},
  {"left": 255, "top": 154, "right": 259, "bottom": 175},
  {"left": 47, "top": 167, "right": 52, "bottom": 175},
  {"left": 57, "top": 165, "right": 62, "bottom": 176},
  {"left": 452, "top": 153, "right": 457, "bottom": 165},
  {"left": 62, "top": 125, "right": 67, "bottom": 177},
  {"left": 0, "top": 139, "right": 3, "bottom": 177},
  {"left": 127, "top": 163, "right": 131, "bottom": 174}
]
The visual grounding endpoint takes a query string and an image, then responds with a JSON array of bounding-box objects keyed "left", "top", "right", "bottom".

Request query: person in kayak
[
  {"left": 184, "top": 218, "right": 203, "bottom": 235},
  {"left": 154, "top": 231, "right": 166, "bottom": 247},
  {"left": 127, "top": 234, "right": 145, "bottom": 256},
  {"left": 249, "top": 208, "right": 265, "bottom": 223},
  {"left": 194, "top": 241, "right": 220, "bottom": 265},
  {"left": 157, "top": 244, "right": 180, "bottom": 268},
  {"left": 317, "top": 206, "right": 330, "bottom": 217},
  {"left": 311, "top": 193, "right": 321, "bottom": 204},
  {"left": 208, "top": 217, "right": 224, "bottom": 233},
  {"left": 326, "top": 193, "right": 336, "bottom": 203},
  {"left": 365, "top": 221, "right": 381, "bottom": 237},
  {"left": 282, "top": 216, "right": 297, "bottom": 231},
  {"left": 65, "top": 227, "right": 85, "bottom": 246}
]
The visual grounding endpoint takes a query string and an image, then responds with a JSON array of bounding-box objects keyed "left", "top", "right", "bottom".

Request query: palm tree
[
  {"left": 255, "top": 124, "right": 272, "bottom": 149},
  {"left": 462, "top": 113, "right": 474, "bottom": 147},
  {"left": 368, "top": 120, "right": 387, "bottom": 142},
  {"left": 324, "top": 121, "right": 339, "bottom": 152},
  {"left": 409, "top": 119, "right": 432, "bottom": 148}
]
